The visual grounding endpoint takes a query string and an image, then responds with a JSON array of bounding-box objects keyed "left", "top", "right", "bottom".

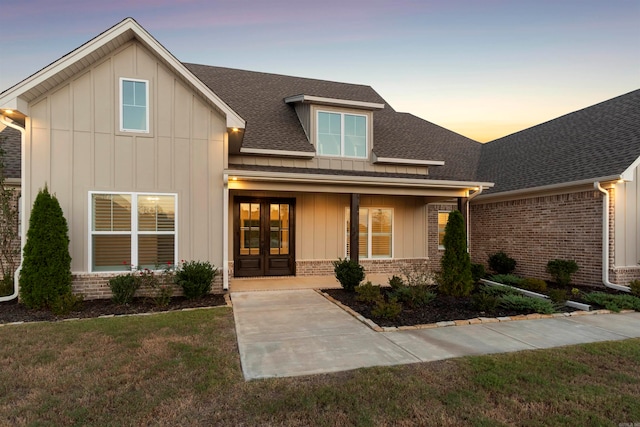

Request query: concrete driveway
[{"left": 232, "top": 289, "right": 640, "bottom": 380}]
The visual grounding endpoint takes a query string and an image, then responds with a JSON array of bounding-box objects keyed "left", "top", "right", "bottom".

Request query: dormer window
[{"left": 317, "top": 111, "right": 367, "bottom": 158}]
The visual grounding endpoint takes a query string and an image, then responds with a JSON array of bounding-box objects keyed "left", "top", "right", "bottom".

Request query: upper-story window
[
  {"left": 120, "top": 78, "right": 149, "bottom": 133},
  {"left": 317, "top": 111, "right": 367, "bottom": 158}
]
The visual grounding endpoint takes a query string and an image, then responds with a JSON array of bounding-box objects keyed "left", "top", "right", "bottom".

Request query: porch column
[{"left": 350, "top": 193, "right": 360, "bottom": 264}]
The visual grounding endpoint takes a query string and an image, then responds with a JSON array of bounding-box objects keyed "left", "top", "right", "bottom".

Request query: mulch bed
[
  {"left": 0, "top": 294, "right": 227, "bottom": 324},
  {"left": 323, "top": 288, "right": 574, "bottom": 328}
]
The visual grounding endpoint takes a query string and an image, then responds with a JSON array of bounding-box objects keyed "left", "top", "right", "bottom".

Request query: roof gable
[
  {"left": 478, "top": 89, "right": 640, "bottom": 194},
  {"left": 0, "top": 18, "right": 244, "bottom": 129}
]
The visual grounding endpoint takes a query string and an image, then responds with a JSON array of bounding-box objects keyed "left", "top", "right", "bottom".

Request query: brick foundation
[
  {"left": 294, "top": 258, "right": 431, "bottom": 277},
  {"left": 610, "top": 266, "right": 640, "bottom": 284},
  {"left": 71, "top": 272, "right": 224, "bottom": 300},
  {"left": 470, "top": 190, "right": 604, "bottom": 285}
]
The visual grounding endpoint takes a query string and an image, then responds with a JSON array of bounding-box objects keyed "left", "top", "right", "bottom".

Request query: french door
[{"left": 233, "top": 198, "right": 295, "bottom": 277}]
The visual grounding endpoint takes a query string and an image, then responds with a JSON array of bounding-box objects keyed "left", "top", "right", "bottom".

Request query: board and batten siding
[
  {"left": 614, "top": 164, "right": 640, "bottom": 267},
  {"left": 25, "top": 40, "right": 227, "bottom": 272},
  {"left": 228, "top": 191, "right": 427, "bottom": 261}
]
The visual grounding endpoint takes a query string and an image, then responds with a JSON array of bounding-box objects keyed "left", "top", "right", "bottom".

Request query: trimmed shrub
[
  {"left": 489, "top": 274, "right": 523, "bottom": 287},
  {"left": 519, "top": 277, "right": 548, "bottom": 293},
  {"left": 109, "top": 273, "right": 140, "bottom": 305},
  {"left": 546, "top": 259, "right": 579, "bottom": 286},
  {"left": 0, "top": 273, "right": 13, "bottom": 297},
  {"left": 355, "top": 281, "right": 382, "bottom": 303},
  {"left": 333, "top": 258, "right": 364, "bottom": 292},
  {"left": 472, "top": 292, "right": 499, "bottom": 313},
  {"left": 391, "top": 285, "right": 436, "bottom": 309},
  {"left": 628, "top": 280, "right": 640, "bottom": 296},
  {"left": 50, "top": 293, "right": 83, "bottom": 315},
  {"left": 388, "top": 275, "right": 404, "bottom": 290},
  {"left": 19, "top": 185, "right": 73, "bottom": 310},
  {"left": 498, "top": 294, "right": 556, "bottom": 315},
  {"left": 175, "top": 261, "right": 217, "bottom": 299},
  {"left": 548, "top": 288, "right": 569, "bottom": 304},
  {"left": 488, "top": 251, "right": 517, "bottom": 275},
  {"left": 439, "top": 210, "right": 473, "bottom": 297},
  {"left": 371, "top": 297, "right": 402, "bottom": 320},
  {"left": 583, "top": 292, "right": 640, "bottom": 312},
  {"left": 479, "top": 284, "right": 520, "bottom": 298},
  {"left": 471, "top": 263, "right": 486, "bottom": 283}
]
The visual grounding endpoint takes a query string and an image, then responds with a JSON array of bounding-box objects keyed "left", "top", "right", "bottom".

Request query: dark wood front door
[{"left": 234, "top": 198, "right": 295, "bottom": 277}]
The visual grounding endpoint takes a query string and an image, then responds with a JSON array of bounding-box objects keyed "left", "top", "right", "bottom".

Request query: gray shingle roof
[
  {"left": 185, "top": 64, "right": 482, "bottom": 182},
  {"left": 477, "top": 89, "right": 640, "bottom": 195},
  {"left": 0, "top": 126, "right": 20, "bottom": 179}
]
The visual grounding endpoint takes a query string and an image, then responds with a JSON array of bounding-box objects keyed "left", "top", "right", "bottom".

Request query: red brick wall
[
  {"left": 470, "top": 190, "right": 604, "bottom": 286},
  {"left": 426, "top": 203, "right": 456, "bottom": 272},
  {"left": 295, "top": 258, "right": 430, "bottom": 276}
]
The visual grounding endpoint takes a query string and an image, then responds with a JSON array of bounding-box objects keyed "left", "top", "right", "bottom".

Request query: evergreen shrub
[{"left": 439, "top": 210, "right": 473, "bottom": 297}]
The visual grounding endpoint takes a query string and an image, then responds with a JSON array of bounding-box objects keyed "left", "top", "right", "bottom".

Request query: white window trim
[
  {"left": 119, "top": 78, "right": 150, "bottom": 133},
  {"left": 317, "top": 110, "right": 368, "bottom": 159},
  {"left": 344, "top": 207, "right": 394, "bottom": 259},
  {"left": 437, "top": 210, "right": 451, "bottom": 250},
  {"left": 88, "top": 191, "right": 178, "bottom": 272}
]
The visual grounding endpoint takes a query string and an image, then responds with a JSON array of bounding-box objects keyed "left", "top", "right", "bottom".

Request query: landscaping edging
[{"left": 316, "top": 289, "right": 630, "bottom": 333}]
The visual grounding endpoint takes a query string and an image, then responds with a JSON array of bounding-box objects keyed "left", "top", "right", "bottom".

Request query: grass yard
[{"left": 1, "top": 308, "right": 639, "bottom": 426}]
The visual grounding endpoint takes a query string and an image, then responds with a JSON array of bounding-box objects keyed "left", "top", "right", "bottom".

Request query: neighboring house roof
[
  {"left": 478, "top": 89, "right": 640, "bottom": 195},
  {"left": 186, "top": 64, "right": 483, "bottom": 183},
  {"left": 0, "top": 126, "right": 20, "bottom": 179}
]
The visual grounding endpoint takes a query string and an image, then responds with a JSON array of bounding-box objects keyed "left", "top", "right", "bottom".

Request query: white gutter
[
  {"left": 466, "top": 185, "right": 483, "bottom": 250},
  {"left": 594, "top": 181, "right": 631, "bottom": 292},
  {"left": 0, "top": 115, "right": 25, "bottom": 302}
]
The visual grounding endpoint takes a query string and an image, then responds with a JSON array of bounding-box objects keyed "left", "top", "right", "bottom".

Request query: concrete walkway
[{"left": 232, "top": 289, "right": 640, "bottom": 380}]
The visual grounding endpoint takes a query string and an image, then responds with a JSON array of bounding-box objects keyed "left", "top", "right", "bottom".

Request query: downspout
[
  {"left": 594, "top": 181, "right": 631, "bottom": 292},
  {"left": 0, "top": 115, "right": 25, "bottom": 302},
  {"left": 466, "top": 186, "right": 483, "bottom": 251}
]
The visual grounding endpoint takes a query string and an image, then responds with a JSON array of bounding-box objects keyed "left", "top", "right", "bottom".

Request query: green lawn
[{"left": 1, "top": 308, "right": 638, "bottom": 426}]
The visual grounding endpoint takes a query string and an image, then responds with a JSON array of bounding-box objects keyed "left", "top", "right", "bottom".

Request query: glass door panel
[
  {"left": 240, "top": 202, "right": 261, "bottom": 255},
  {"left": 269, "top": 204, "right": 290, "bottom": 255}
]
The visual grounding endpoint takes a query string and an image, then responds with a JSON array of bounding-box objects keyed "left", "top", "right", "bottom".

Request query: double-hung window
[
  {"left": 120, "top": 78, "right": 149, "bottom": 132},
  {"left": 317, "top": 111, "right": 367, "bottom": 158},
  {"left": 90, "top": 192, "right": 177, "bottom": 271},
  {"left": 345, "top": 208, "right": 393, "bottom": 259}
]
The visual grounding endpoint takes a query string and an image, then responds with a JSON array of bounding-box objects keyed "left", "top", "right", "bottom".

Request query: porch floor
[{"left": 229, "top": 273, "right": 393, "bottom": 292}]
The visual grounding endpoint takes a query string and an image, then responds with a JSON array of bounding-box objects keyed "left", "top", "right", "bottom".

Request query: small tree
[
  {"left": 19, "top": 185, "right": 73, "bottom": 309},
  {"left": 0, "top": 140, "right": 20, "bottom": 293},
  {"left": 439, "top": 210, "right": 473, "bottom": 297}
]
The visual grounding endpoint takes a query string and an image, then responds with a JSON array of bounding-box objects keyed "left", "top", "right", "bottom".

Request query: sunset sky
[{"left": 1, "top": 0, "right": 638, "bottom": 142}]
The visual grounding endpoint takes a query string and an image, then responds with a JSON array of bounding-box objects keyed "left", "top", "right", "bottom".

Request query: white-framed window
[
  {"left": 345, "top": 208, "right": 393, "bottom": 259},
  {"left": 89, "top": 192, "right": 177, "bottom": 271},
  {"left": 317, "top": 111, "right": 367, "bottom": 158},
  {"left": 119, "top": 78, "right": 149, "bottom": 132},
  {"left": 438, "top": 211, "right": 450, "bottom": 250}
]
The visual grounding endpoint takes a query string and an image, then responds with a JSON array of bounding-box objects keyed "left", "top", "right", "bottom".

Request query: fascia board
[
  {"left": 284, "top": 94, "right": 384, "bottom": 110},
  {"left": 239, "top": 147, "right": 315, "bottom": 158}
]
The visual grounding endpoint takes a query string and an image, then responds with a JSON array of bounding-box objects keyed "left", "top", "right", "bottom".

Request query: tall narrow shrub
[
  {"left": 19, "top": 185, "right": 73, "bottom": 309},
  {"left": 439, "top": 210, "right": 473, "bottom": 297}
]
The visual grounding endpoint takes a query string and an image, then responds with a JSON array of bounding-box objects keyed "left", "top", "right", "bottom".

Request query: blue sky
[{"left": 1, "top": 0, "right": 638, "bottom": 141}]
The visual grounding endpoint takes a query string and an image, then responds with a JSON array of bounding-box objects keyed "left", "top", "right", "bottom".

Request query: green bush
[
  {"left": 355, "top": 281, "right": 382, "bottom": 303},
  {"left": 333, "top": 258, "right": 365, "bottom": 292},
  {"left": 628, "top": 280, "right": 640, "bottom": 296},
  {"left": 175, "top": 261, "right": 217, "bottom": 299},
  {"left": 471, "top": 263, "right": 486, "bottom": 282},
  {"left": 478, "top": 284, "right": 519, "bottom": 298},
  {"left": 498, "top": 294, "right": 557, "bottom": 315},
  {"left": 547, "top": 288, "right": 569, "bottom": 304},
  {"left": 472, "top": 292, "right": 499, "bottom": 313},
  {"left": 439, "top": 210, "right": 473, "bottom": 297},
  {"left": 19, "top": 185, "right": 73, "bottom": 310},
  {"left": 371, "top": 297, "right": 402, "bottom": 320},
  {"left": 488, "top": 251, "right": 517, "bottom": 275},
  {"left": 546, "top": 259, "right": 579, "bottom": 286},
  {"left": 391, "top": 285, "right": 436, "bottom": 309},
  {"left": 388, "top": 275, "right": 404, "bottom": 290},
  {"left": 109, "top": 273, "right": 140, "bottom": 305},
  {"left": 50, "top": 293, "right": 83, "bottom": 315},
  {"left": 583, "top": 292, "right": 640, "bottom": 312},
  {"left": 0, "top": 273, "right": 13, "bottom": 297},
  {"left": 519, "top": 277, "right": 548, "bottom": 293},
  {"left": 488, "top": 274, "right": 523, "bottom": 287}
]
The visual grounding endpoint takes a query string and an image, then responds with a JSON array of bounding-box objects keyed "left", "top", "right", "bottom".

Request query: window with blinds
[
  {"left": 346, "top": 208, "right": 393, "bottom": 259},
  {"left": 90, "top": 193, "right": 176, "bottom": 271}
]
